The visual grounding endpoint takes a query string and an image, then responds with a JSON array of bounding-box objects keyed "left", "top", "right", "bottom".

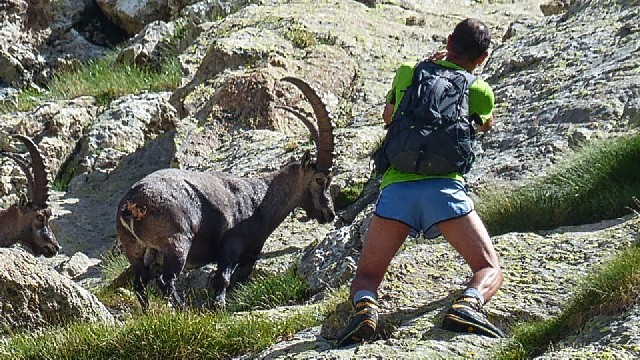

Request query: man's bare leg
[
  {"left": 437, "top": 210, "right": 503, "bottom": 302},
  {"left": 350, "top": 214, "right": 412, "bottom": 299},
  {"left": 337, "top": 215, "right": 411, "bottom": 347},
  {"left": 438, "top": 210, "right": 505, "bottom": 337}
]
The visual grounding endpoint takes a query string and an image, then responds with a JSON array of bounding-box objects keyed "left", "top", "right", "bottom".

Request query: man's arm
[{"left": 382, "top": 103, "right": 394, "bottom": 126}]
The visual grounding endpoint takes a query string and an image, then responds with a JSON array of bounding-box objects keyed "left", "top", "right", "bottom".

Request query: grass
[
  {"left": 477, "top": 134, "right": 640, "bottom": 235},
  {"left": 48, "top": 52, "right": 182, "bottom": 107},
  {"left": 496, "top": 233, "right": 640, "bottom": 359},
  {"left": 472, "top": 134, "right": 640, "bottom": 358},
  {"left": 0, "top": 295, "right": 343, "bottom": 360},
  {"left": 0, "top": 268, "right": 346, "bottom": 360},
  {"left": 98, "top": 250, "right": 131, "bottom": 284},
  {"left": 226, "top": 267, "right": 310, "bottom": 312},
  {"left": 0, "top": 50, "right": 182, "bottom": 114},
  {"left": 0, "top": 87, "right": 43, "bottom": 113},
  {"left": 333, "top": 180, "right": 367, "bottom": 210}
]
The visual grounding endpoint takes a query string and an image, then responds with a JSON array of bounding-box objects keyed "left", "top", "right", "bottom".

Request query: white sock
[
  {"left": 353, "top": 290, "right": 376, "bottom": 305},
  {"left": 463, "top": 288, "right": 485, "bottom": 306}
]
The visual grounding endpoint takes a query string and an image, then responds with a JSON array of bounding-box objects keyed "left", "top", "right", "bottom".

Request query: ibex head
[
  {"left": 0, "top": 135, "right": 59, "bottom": 257},
  {"left": 280, "top": 77, "right": 335, "bottom": 224}
]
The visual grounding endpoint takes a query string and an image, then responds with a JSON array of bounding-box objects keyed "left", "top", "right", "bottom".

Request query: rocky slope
[{"left": 1, "top": 0, "right": 640, "bottom": 358}]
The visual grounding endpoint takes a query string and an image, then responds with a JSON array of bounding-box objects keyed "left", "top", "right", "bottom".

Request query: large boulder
[
  {"left": 0, "top": 248, "right": 113, "bottom": 336},
  {"left": 95, "top": 0, "right": 172, "bottom": 35}
]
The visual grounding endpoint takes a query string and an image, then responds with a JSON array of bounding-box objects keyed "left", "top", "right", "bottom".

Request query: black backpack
[{"left": 373, "top": 60, "right": 479, "bottom": 176}]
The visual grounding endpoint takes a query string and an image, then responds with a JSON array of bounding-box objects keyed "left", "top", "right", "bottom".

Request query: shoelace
[{"left": 453, "top": 296, "right": 486, "bottom": 315}]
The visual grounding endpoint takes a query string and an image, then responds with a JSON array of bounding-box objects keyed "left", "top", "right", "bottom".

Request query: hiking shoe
[
  {"left": 442, "top": 296, "right": 505, "bottom": 338},
  {"left": 336, "top": 298, "right": 379, "bottom": 347}
]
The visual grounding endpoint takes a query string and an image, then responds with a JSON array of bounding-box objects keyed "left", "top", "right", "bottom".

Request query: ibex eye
[
  {"left": 315, "top": 178, "right": 324, "bottom": 185},
  {"left": 36, "top": 214, "right": 44, "bottom": 221}
]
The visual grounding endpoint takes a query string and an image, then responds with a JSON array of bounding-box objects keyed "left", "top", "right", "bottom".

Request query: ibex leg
[
  {"left": 229, "top": 252, "right": 260, "bottom": 288},
  {"left": 131, "top": 261, "right": 151, "bottom": 313},
  {"left": 157, "top": 243, "right": 188, "bottom": 310},
  {"left": 210, "top": 261, "right": 239, "bottom": 309}
]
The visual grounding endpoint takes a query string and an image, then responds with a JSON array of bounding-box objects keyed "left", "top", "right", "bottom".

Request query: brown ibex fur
[
  {"left": 117, "top": 77, "right": 336, "bottom": 311},
  {"left": 0, "top": 135, "right": 60, "bottom": 257}
]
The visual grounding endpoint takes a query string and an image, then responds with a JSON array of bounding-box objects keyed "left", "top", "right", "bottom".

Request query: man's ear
[{"left": 476, "top": 51, "right": 489, "bottom": 66}]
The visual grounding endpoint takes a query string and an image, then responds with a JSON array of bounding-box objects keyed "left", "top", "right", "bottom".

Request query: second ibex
[
  {"left": 0, "top": 135, "right": 59, "bottom": 257},
  {"left": 116, "top": 77, "right": 336, "bottom": 311}
]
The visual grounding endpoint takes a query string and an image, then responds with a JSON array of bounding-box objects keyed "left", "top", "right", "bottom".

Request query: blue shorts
[{"left": 374, "top": 178, "right": 474, "bottom": 239}]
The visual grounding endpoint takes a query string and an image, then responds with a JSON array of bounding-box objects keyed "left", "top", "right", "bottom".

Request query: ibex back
[
  {"left": 0, "top": 135, "right": 59, "bottom": 257},
  {"left": 117, "top": 77, "right": 336, "bottom": 311}
]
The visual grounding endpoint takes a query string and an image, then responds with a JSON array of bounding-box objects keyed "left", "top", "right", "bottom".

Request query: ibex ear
[
  {"left": 18, "top": 193, "right": 29, "bottom": 207},
  {"left": 301, "top": 150, "right": 313, "bottom": 170}
]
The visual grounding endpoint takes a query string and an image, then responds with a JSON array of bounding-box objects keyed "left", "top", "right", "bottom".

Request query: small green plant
[
  {"left": 51, "top": 178, "right": 68, "bottom": 192},
  {"left": 226, "top": 267, "right": 310, "bottom": 312},
  {"left": 369, "top": 135, "right": 385, "bottom": 157},
  {"left": 0, "top": 88, "right": 44, "bottom": 114},
  {"left": 283, "top": 25, "right": 317, "bottom": 49},
  {"left": 99, "top": 250, "right": 131, "bottom": 284},
  {"left": 334, "top": 180, "right": 367, "bottom": 210},
  {"left": 283, "top": 139, "right": 299, "bottom": 152}
]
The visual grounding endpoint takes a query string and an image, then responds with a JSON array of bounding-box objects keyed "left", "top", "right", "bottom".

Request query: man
[{"left": 337, "top": 18, "right": 504, "bottom": 347}]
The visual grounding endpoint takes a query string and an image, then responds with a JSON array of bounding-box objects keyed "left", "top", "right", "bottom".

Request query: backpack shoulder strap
[{"left": 415, "top": 60, "right": 477, "bottom": 89}]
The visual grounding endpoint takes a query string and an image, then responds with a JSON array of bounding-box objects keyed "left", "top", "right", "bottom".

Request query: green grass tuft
[
  {"left": 0, "top": 289, "right": 345, "bottom": 360},
  {"left": 333, "top": 180, "right": 367, "bottom": 210},
  {"left": 48, "top": 53, "right": 182, "bottom": 106},
  {"left": 99, "top": 250, "right": 131, "bottom": 284},
  {"left": 496, "top": 235, "right": 640, "bottom": 359},
  {"left": 478, "top": 134, "right": 640, "bottom": 235},
  {"left": 226, "top": 267, "right": 310, "bottom": 312},
  {"left": 0, "top": 51, "right": 182, "bottom": 115}
]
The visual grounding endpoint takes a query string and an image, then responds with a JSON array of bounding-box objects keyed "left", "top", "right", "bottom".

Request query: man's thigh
[{"left": 437, "top": 211, "right": 500, "bottom": 272}]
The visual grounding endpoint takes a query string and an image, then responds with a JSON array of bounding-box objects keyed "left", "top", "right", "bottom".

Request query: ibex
[
  {"left": 0, "top": 134, "right": 60, "bottom": 257},
  {"left": 117, "top": 77, "right": 336, "bottom": 311}
]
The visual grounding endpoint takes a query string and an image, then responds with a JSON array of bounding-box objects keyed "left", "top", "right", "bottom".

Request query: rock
[
  {"left": 0, "top": 248, "right": 113, "bottom": 336},
  {"left": 540, "top": 0, "right": 575, "bottom": 16}
]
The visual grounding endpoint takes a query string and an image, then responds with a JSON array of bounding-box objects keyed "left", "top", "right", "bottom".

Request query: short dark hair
[{"left": 449, "top": 18, "right": 491, "bottom": 62}]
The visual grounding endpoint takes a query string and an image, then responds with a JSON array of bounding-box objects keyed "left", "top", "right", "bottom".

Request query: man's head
[{"left": 447, "top": 18, "right": 491, "bottom": 65}]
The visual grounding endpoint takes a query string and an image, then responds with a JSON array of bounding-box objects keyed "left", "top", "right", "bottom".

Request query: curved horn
[
  {"left": 275, "top": 105, "right": 320, "bottom": 146},
  {"left": 0, "top": 151, "right": 35, "bottom": 201},
  {"left": 280, "top": 77, "right": 334, "bottom": 172},
  {"left": 13, "top": 135, "right": 50, "bottom": 207}
]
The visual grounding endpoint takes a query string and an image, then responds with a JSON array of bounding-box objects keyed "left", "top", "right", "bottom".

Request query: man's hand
[{"left": 477, "top": 115, "right": 493, "bottom": 132}]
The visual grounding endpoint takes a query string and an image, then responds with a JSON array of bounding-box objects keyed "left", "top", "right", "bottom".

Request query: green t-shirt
[{"left": 380, "top": 60, "right": 495, "bottom": 189}]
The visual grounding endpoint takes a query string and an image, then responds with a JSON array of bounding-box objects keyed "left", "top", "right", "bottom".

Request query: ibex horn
[
  {"left": 0, "top": 150, "right": 35, "bottom": 202},
  {"left": 13, "top": 135, "right": 50, "bottom": 207},
  {"left": 280, "top": 77, "right": 334, "bottom": 172},
  {"left": 275, "top": 105, "right": 320, "bottom": 146}
]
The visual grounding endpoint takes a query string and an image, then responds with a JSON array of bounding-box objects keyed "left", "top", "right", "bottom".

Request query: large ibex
[
  {"left": 0, "top": 134, "right": 60, "bottom": 257},
  {"left": 117, "top": 77, "right": 336, "bottom": 311}
]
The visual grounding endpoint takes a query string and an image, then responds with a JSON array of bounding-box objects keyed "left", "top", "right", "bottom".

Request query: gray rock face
[
  {"left": 96, "top": 0, "right": 171, "bottom": 35},
  {"left": 0, "top": 248, "right": 113, "bottom": 336},
  {"left": 474, "top": 0, "right": 640, "bottom": 186}
]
